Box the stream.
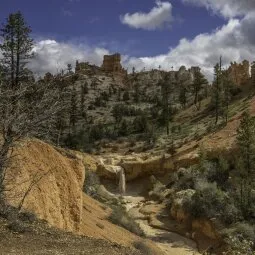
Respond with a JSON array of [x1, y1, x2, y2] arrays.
[[121, 194, 200, 255]]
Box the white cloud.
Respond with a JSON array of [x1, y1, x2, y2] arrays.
[[120, 1, 173, 30], [29, 40, 109, 76], [181, 0, 255, 18], [122, 14, 255, 81]]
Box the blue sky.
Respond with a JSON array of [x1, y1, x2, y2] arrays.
[[1, 0, 255, 78], [1, 0, 224, 56]]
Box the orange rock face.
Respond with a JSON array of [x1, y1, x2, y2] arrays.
[[101, 53, 127, 76], [227, 60, 250, 86]]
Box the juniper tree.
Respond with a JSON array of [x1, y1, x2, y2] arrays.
[[0, 11, 33, 88]]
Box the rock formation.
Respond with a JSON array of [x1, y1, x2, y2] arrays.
[[227, 60, 250, 86], [75, 53, 127, 78], [75, 60, 101, 75], [101, 53, 127, 76]]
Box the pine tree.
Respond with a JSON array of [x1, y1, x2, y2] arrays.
[[67, 63, 72, 74], [0, 11, 34, 88], [70, 86, 78, 130], [236, 111, 255, 217], [133, 82, 140, 103], [222, 71, 232, 123], [211, 61, 223, 125], [123, 90, 130, 101], [80, 84, 87, 121], [179, 85, 187, 108], [192, 69, 207, 110]]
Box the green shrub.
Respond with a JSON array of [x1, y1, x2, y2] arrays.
[[173, 168, 198, 191], [133, 114, 149, 133], [224, 235, 255, 255], [7, 220, 29, 233], [122, 91, 130, 101], [206, 157, 230, 190], [118, 119, 129, 136], [185, 181, 229, 219], [222, 222, 255, 241], [94, 96, 106, 107]]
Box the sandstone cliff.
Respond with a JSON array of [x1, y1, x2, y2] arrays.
[[5, 139, 85, 233]]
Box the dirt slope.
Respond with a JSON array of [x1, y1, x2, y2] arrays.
[[0, 216, 141, 255]]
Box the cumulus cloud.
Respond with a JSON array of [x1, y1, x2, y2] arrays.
[[29, 40, 109, 76], [120, 1, 173, 30], [181, 0, 255, 18], [122, 14, 255, 81]]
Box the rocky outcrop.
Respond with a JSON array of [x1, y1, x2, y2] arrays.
[[101, 53, 127, 77], [226, 60, 250, 86], [192, 219, 219, 240], [97, 152, 198, 181]]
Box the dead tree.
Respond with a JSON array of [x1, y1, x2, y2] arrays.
[[0, 80, 62, 204]]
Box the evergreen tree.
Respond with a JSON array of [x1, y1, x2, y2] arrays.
[[0, 11, 34, 88], [179, 85, 187, 108], [222, 70, 232, 123], [83, 81, 89, 94], [236, 111, 255, 217], [192, 69, 207, 110], [123, 90, 130, 101], [133, 82, 140, 103], [80, 84, 87, 120], [67, 63, 72, 74], [70, 86, 78, 129], [211, 60, 223, 125]]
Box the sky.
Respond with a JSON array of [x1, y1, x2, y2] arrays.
[[1, 0, 255, 79]]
